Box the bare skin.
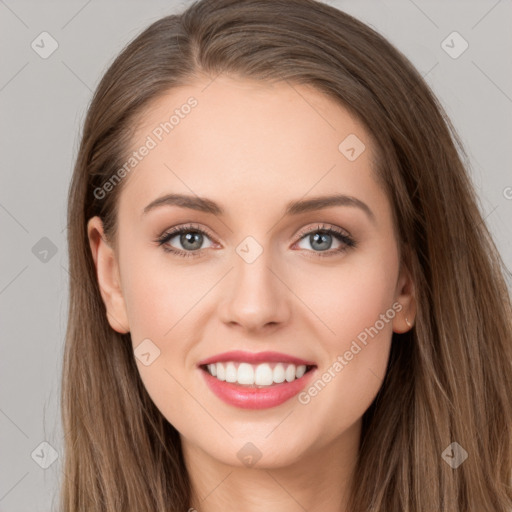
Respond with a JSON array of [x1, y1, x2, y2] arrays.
[[87, 75, 415, 512]]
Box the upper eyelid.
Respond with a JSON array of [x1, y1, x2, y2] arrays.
[[162, 223, 214, 237], [160, 222, 351, 245], [295, 223, 351, 239]]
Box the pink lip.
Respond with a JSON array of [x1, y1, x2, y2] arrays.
[[197, 350, 316, 367], [199, 365, 317, 410]]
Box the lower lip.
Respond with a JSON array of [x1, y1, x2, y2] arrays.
[[199, 366, 317, 409]]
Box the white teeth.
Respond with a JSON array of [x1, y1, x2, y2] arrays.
[[216, 362, 226, 381], [255, 363, 273, 385], [225, 362, 237, 383], [205, 361, 311, 386], [273, 363, 286, 383], [237, 363, 254, 384], [285, 364, 296, 382]]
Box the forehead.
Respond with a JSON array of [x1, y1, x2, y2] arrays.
[[118, 76, 386, 224]]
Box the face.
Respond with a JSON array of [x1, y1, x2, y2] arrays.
[[88, 75, 415, 470]]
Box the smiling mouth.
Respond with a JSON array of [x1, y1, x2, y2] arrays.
[[200, 361, 317, 388]]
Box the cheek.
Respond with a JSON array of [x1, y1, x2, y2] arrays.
[[121, 248, 197, 340], [302, 244, 399, 345], [121, 261, 200, 428], [296, 246, 398, 431]]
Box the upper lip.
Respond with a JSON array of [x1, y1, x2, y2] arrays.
[[197, 350, 317, 367]]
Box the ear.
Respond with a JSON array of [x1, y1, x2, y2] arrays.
[[392, 257, 416, 334], [87, 216, 130, 334]]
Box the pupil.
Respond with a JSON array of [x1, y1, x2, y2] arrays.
[[181, 232, 202, 250], [311, 232, 331, 251]]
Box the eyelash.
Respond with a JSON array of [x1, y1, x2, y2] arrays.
[[155, 223, 357, 259]]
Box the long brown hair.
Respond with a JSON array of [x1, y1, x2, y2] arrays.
[[61, 0, 512, 510]]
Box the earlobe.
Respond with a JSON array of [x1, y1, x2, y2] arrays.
[[87, 216, 130, 334], [392, 261, 416, 334]]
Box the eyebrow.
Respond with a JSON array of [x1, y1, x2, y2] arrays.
[[142, 193, 376, 224]]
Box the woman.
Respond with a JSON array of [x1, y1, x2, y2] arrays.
[[61, 0, 512, 510]]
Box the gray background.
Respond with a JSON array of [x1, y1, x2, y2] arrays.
[[1, 0, 511, 510]]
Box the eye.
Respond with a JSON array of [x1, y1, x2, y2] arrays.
[[155, 224, 215, 258], [155, 222, 356, 259], [293, 223, 356, 257]]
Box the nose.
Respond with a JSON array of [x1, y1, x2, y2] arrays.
[[218, 246, 292, 333]]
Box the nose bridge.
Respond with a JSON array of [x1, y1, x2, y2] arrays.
[[233, 234, 280, 300], [235, 240, 273, 289], [219, 233, 290, 329]]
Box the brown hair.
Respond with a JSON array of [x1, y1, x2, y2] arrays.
[[61, 0, 512, 510]]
